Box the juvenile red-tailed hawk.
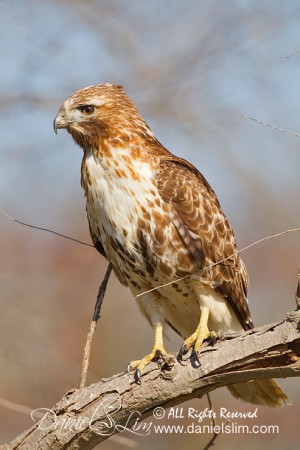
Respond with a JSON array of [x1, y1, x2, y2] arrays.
[[54, 83, 290, 407]]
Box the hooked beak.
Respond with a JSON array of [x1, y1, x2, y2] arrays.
[[53, 110, 68, 134]]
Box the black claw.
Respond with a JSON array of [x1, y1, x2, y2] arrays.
[[178, 343, 188, 360], [126, 363, 131, 373], [191, 348, 201, 366], [156, 349, 166, 361], [134, 369, 141, 383], [209, 334, 217, 345]]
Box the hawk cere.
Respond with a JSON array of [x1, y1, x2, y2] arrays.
[[54, 83, 290, 407]]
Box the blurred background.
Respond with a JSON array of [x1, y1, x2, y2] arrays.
[[0, 1, 299, 449]]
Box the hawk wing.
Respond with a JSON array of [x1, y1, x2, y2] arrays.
[[157, 155, 253, 330]]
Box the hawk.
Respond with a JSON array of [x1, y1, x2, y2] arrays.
[[54, 83, 290, 407]]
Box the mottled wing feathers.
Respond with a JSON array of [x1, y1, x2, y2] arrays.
[[157, 156, 253, 330]]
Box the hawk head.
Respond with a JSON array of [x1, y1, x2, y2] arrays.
[[53, 83, 151, 150]]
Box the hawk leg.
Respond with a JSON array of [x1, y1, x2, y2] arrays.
[[127, 322, 167, 381], [178, 306, 216, 358]]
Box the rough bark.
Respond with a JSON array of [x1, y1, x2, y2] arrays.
[[6, 309, 300, 450]]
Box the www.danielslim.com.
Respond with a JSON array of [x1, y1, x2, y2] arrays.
[[148, 406, 279, 435], [152, 422, 279, 435]]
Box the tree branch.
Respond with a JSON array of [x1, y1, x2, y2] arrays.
[[8, 309, 300, 450]]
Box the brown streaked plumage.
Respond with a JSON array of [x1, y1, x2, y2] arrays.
[[54, 83, 291, 407]]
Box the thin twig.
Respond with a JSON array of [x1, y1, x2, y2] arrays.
[[79, 263, 113, 388], [202, 394, 219, 450], [234, 228, 300, 254], [0, 207, 93, 248], [281, 49, 300, 59], [242, 114, 300, 138]]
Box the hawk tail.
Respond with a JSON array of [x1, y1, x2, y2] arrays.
[[227, 379, 292, 407]]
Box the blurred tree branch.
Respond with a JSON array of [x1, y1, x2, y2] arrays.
[[8, 304, 300, 449]]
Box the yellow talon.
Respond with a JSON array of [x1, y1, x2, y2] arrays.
[[179, 306, 216, 357], [128, 322, 167, 378]]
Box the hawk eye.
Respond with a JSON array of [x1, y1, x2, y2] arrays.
[[78, 105, 95, 115]]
